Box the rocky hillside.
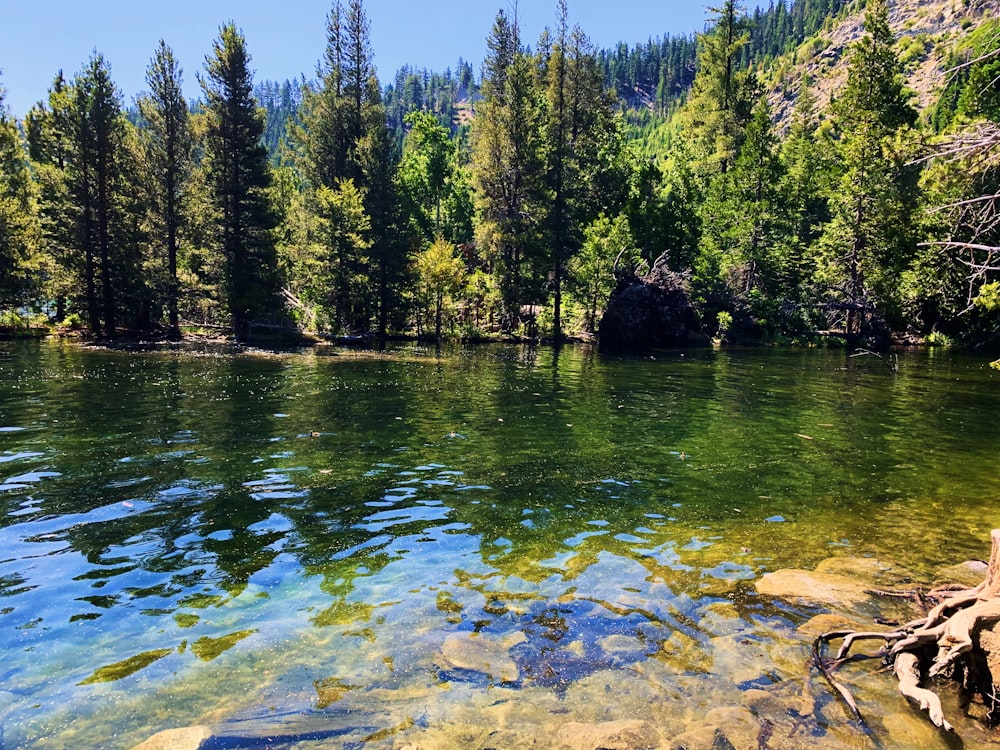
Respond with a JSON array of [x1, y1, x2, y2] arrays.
[[763, 0, 998, 128]]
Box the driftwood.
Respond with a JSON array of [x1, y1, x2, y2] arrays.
[[813, 529, 1000, 736]]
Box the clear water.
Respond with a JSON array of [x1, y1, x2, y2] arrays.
[[1, 340, 999, 749]]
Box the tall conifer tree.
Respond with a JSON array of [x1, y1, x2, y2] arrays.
[[25, 73, 77, 321], [682, 0, 760, 176], [819, 0, 918, 338], [202, 23, 280, 340], [288, 0, 402, 335], [71, 53, 127, 336], [139, 41, 192, 339], [0, 74, 39, 309], [472, 8, 547, 331]]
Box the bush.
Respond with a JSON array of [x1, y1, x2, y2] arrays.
[[58, 313, 85, 330], [0, 310, 48, 329], [926, 330, 955, 347], [716, 311, 733, 338]]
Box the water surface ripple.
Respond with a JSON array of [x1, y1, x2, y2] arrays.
[[1, 341, 999, 749]]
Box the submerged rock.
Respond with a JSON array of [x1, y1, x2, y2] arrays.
[[796, 613, 861, 637], [598, 634, 646, 656], [437, 630, 527, 683], [130, 726, 211, 750], [556, 719, 660, 750], [755, 568, 872, 607], [814, 556, 911, 586], [935, 560, 989, 588], [666, 707, 758, 750]]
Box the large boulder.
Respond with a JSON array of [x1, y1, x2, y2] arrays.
[[598, 264, 706, 353]]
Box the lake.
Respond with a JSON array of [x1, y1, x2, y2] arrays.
[[2, 339, 999, 749]]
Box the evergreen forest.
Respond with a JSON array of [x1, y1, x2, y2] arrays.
[[1, 0, 999, 351]]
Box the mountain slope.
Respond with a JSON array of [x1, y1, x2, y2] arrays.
[[763, 0, 997, 129]]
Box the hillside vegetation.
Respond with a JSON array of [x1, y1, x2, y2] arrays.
[[762, 0, 997, 127]]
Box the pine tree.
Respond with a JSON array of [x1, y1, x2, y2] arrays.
[[779, 79, 831, 296], [138, 41, 192, 339], [201, 23, 281, 340], [0, 74, 40, 309], [540, 8, 629, 340], [344, 0, 376, 129], [25, 73, 76, 321], [471, 8, 547, 332], [294, 0, 382, 192], [818, 0, 918, 340], [680, 0, 760, 177], [71, 53, 129, 336], [294, 2, 356, 189], [726, 98, 786, 299], [285, 0, 404, 336], [544, 0, 572, 341], [356, 92, 405, 339]]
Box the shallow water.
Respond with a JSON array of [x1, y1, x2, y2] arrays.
[[1, 340, 999, 749]]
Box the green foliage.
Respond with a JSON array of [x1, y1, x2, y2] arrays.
[[896, 33, 931, 70], [976, 282, 1000, 312], [2, 0, 999, 350], [816, 0, 920, 339], [680, 0, 762, 176], [384, 61, 475, 141], [50, 52, 146, 336], [137, 41, 192, 337], [595, 0, 848, 116], [59, 311, 84, 329], [398, 110, 452, 240], [0, 309, 48, 331], [539, 5, 632, 339], [280, 179, 370, 333], [956, 23, 1000, 122], [0, 76, 41, 308], [715, 310, 733, 337], [413, 237, 465, 339], [202, 23, 282, 338], [471, 9, 548, 332], [256, 79, 303, 164], [569, 214, 638, 333], [288, 0, 405, 336], [925, 329, 955, 347]]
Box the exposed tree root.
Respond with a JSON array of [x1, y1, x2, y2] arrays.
[[810, 530, 1000, 738], [811, 630, 871, 729], [894, 652, 954, 731]]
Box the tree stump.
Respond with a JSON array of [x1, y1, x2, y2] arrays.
[[813, 529, 1000, 736]]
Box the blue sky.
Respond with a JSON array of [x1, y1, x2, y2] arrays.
[[1, 1, 718, 117]]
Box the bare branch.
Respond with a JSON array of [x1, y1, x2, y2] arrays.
[[919, 241, 1000, 254], [946, 39, 1000, 77], [927, 192, 1000, 213]]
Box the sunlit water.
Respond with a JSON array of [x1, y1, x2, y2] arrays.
[[1, 339, 999, 749]]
